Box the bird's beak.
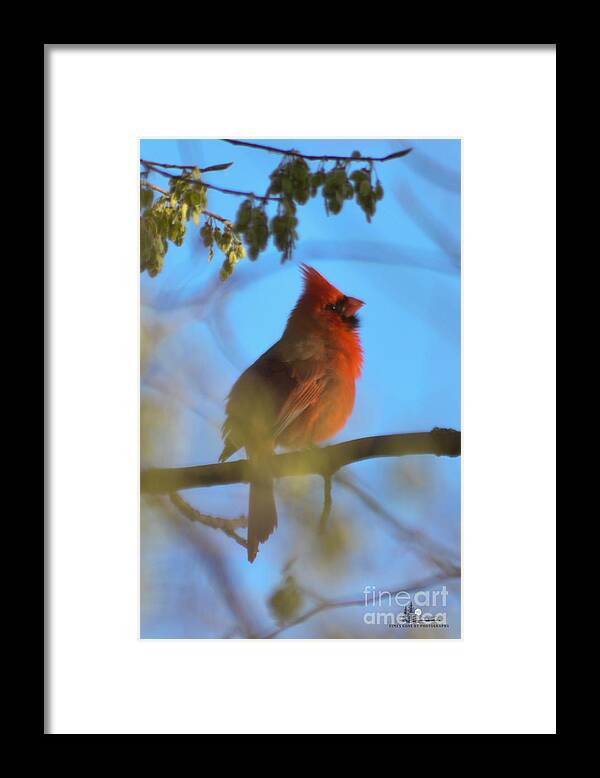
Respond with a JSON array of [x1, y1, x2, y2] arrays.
[[344, 297, 365, 316]]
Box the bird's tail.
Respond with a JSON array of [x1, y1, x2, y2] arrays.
[[247, 460, 278, 563]]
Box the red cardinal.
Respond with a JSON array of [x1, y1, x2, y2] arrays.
[[220, 264, 364, 562]]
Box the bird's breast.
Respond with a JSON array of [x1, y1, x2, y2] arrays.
[[277, 368, 357, 448]]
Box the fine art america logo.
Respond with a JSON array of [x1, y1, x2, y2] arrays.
[[362, 585, 449, 629]]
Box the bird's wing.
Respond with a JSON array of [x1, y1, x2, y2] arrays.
[[221, 337, 329, 452], [271, 368, 325, 441]]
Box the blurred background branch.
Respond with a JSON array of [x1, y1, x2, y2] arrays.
[[169, 492, 248, 549], [263, 571, 458, 639], [151, 495, 260, 637], [335, 471, 460, 577]]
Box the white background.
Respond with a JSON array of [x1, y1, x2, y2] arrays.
[[47, 45, 556, 734]]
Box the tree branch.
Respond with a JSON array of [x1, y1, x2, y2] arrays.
[[169, 492, 248, 549], [203, 210, 233, 226], [222, 139, 413, 163], [141, 161, 280, 202], [141, 428, 460, 495], [142, 181, 170, 197]]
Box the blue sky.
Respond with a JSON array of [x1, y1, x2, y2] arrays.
[[140, 138, 461, 639]]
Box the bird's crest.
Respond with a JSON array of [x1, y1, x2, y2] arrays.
[[299, 263, 343, 303]]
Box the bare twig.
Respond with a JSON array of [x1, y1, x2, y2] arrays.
[[169, 492, 248, 549], [223, 139, 413, 163], [141, 428, 461, 495], [203, 210, 233, 226], [142, 181, 170, 197], [141, 159, 234, 173], [263, 572, 458, 638]]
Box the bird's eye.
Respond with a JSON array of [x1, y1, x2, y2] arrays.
[[325, 297, 347, 314]]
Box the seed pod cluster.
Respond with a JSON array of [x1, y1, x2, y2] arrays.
[[234, 199, 269, 260], [268, 157, 312, 205], [140, 212, 168, 277], [199, 220, 246, 278], [214, 224, 246, 280], [140, 172, 209, 277], [200, 221, 215, 261], [349, 168, 384, 222], [140, 187, 154, 210], [310, 169, 326, 197], [322, 165, 354, 215], [270, 197, 299, 261]]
